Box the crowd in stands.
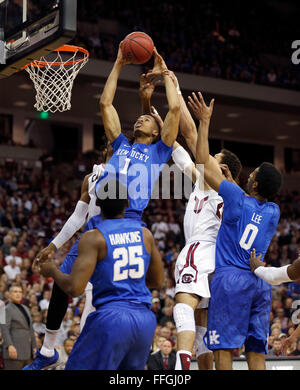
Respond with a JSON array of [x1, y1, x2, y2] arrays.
[[75, 0, 300, 91], [0, 153, 300, 368]]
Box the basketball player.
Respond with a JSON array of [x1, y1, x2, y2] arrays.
[[38, 180, 164, 370], [148, 71, 242, 370], [189, 91, 282, 370], [23, 145, 112, 370], [97, 45, 180, 219]]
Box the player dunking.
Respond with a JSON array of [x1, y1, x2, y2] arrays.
[[189, 91, 282, 370], [38, 180, 164, 370], [96, 45, 180, 219]]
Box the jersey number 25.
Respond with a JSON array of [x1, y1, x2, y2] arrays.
[[113, 245, 144, 281]]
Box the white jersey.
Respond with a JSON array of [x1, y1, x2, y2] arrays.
[[183, 178, 224, 245], [87, 163, 105, 221]]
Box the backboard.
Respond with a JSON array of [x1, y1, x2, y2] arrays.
[[0, 0, 77, 79]]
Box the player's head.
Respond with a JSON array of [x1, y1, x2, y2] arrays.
[[215, 149, 242, 180], [133, 114, 160, 141], [98, 140, 113, 164], [96, 180, 128, 219], [247, 162, 282, 200]]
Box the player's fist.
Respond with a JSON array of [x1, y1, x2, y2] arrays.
[[33, 243, 56, 271]]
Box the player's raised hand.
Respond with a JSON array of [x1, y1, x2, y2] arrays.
[[146, 47, 168, 77], [139, 73, 162, 101], [249, 248, 266, 272], [116, 41, 132, 66], [220, 164, 234, 182], [150, 106, 164, 130], [188, 92, 214, 122]]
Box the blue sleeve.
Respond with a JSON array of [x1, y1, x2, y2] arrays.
[[219, 180, 244, 222], [152, 139, 173, 164], [110, 133, 129, 152]]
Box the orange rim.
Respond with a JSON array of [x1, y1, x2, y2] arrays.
[[22, 45, 89, 69]]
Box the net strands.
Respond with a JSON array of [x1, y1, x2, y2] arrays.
[[25, 47, 89, 113]]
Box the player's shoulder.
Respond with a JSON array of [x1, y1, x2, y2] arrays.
[[81, 229, 105, 247], [142, 226, 154, 243]]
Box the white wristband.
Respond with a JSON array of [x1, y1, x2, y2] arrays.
[[52, 200, 88, 249], [172, 146, 193, 172], [254, 265, 292, 285]]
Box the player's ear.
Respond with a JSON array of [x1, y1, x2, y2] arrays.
[[152, 128, 159, 138]]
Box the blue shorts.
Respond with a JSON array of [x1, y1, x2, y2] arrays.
[[205, 267, 271, 354], [65, 301, 156, 370]]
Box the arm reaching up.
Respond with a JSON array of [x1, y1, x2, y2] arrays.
[[147, 49, 180, 147], [169, 72, 198, 158], [100, 43, 131, 142], [189, 92, 224, 192]]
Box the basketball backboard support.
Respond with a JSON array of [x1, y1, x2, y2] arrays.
[[0, 0, 77, 79]]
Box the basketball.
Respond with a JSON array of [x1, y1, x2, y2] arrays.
[[121, 32, 154, 64]]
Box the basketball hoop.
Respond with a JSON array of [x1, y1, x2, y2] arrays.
[[23, 45, 89, 113]]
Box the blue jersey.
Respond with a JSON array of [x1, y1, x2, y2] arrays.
[[95, 134, 173, 220], [90, 218, 153, 309], [215, 180, 280, 271]]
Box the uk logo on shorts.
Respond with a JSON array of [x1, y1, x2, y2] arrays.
[[209, 330, 220, 345], [182, 274, 194, 284]]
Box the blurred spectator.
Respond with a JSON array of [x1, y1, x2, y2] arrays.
[[54, 338, 75, 370], [38, 290, 51, 311], [32, 312, 46, 335], [0, 284, 36, 370], [147, 339, 176, 370], [287, 279, 300, 300], [5, 247, 22, 266], [267, 337, 284, 357], [4, 258, 21, 281]]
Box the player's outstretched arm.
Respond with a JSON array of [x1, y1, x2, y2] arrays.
[[33, 175, 91, 270], [172, 142, 199, 184], [189, 92, 223, 192], [143, 227, 164, 289], [100, 43, 130, 142], [139, 73, 161, 115], [168, 71, 198, 158], [39, 230, 104, 297], [249, 248, 296, 285], [147, 49, 180, 147]]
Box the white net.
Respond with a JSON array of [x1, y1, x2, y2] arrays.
[[25, 46, 89, 113]]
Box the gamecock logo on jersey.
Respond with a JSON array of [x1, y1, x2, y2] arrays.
[[182, 274, 194, 284]]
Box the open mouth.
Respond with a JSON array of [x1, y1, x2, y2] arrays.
[[135, 121, 143, 129]]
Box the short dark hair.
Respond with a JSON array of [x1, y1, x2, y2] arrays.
[[220, 149, 242, 180], [256, 162, 282, 199], [96, 180, 128, 219]]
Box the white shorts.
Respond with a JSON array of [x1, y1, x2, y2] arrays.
[[175, 241, 215, 305]]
